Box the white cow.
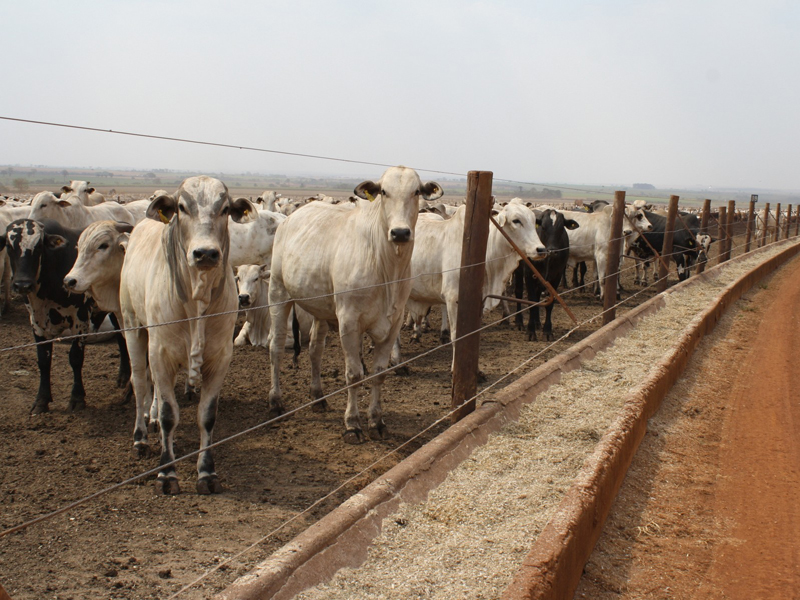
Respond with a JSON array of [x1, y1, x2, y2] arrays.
[[61, 181, 104, 206], [120, 176, 255, 495], [256, 190, 279, 211], [29, 191, 135, 229], [405, 203, 546, 363], [268, 166, 443, 443], [560, 204, 652, 299], [228, 208, 286, 267], [234, 264, 312, 350]]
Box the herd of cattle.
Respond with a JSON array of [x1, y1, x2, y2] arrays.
[[0, 167, 721, 495]]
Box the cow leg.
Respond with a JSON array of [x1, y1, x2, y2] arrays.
[[267, 301, 292, 418], [308, 318, 330, 412], [410, 309, 423, 343], [526, 270, 539, 342], [339, 327, 366, 444], [67, 339, 87, 411], [514, 264, 525, 330], [126, 328, 154, 458], [440, 304, 451, 344], [1, 251, 10, 315], [595, 255, 607, 300], [195, 355, 230, 495], [151, 350, 181, 495], [366, 339, 396, 441], [579, 262, 587, 288], [234, 319, 251, 346], [109, 313, 131, 390], [421, 306, 432, 333], [543, 301, 555, 341], [32, 335, 53, 414], [643, 260, 651, 285]]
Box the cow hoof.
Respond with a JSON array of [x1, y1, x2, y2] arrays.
[[410, 336, 420, 344], [310, 398, 329, 413], [156, 477, 181, 496], [133, 443, 152, 459], [369, 422, 388, 440], [69, 397, 86, 412], [394, 365, 410, 376], [545, 333, 554, 342], [30, 401, 50, 415], [527, 332, 537, 342], [343, 429, 364, 445], [477, 370, 487, 383], [440, 330, 451, 344], [196, 476, 223, 495]]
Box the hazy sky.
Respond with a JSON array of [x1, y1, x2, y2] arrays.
[[2, 1, 799, 190]]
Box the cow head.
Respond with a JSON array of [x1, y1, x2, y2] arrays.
[[354, 166, 442, 245], [3, 219, 68, 295], [64, 220, 133, 295], [535, 209, 579, 250], [147, 177, 256, 271], [622, 205, 653, 236], [234, 264, 270, 308], [493, 203, 546, 261], [29, 191, 73, 223]]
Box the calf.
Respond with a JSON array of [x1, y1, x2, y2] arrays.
[[0, 219, 127, 413], [514, 209, 579, 340]]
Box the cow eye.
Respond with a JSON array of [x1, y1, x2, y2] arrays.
[[98, 242, 109, 250], [179, 204, 188, 214], [513, 219, 522, 225]]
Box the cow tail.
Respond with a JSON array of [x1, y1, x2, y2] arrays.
[[291, 306, 301, 368]]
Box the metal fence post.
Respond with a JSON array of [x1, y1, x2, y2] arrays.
[[451, 170, 493, 424]]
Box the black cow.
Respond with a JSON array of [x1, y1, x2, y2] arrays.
[[0, 219, 130, 414], [515, 209, 579, 341], [629, 211, 712, 285]]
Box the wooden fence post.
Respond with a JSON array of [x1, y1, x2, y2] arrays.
[[603, 191, 626, 325], [697, 199, 712, 274], [760, 203, 770, 248], [744, 199, 755, 253], [657, 195, 679, 292], [795, 204, 800, 237], [785, 205, 792, 240], [774, 203, 782, 243], [717, 206, 728, 265], [725, 200, 735, 260], [451, 171, 493, 423]]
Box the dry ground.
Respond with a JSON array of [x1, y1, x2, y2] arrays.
[[577, 254, 800, 599]]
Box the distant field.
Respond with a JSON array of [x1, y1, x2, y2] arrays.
[[1, 165, 797, 209]]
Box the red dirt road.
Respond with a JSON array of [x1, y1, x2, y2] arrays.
[[578, 256, 800, 599]]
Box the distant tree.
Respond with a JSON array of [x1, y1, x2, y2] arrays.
[[144, 172, 157, 179], [60, 169, 68, 179], [12, 178, 29, 192]]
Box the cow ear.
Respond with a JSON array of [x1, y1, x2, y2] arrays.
[[45, 234, 68, 249], [258, 265, 271, 279], [146, 194, 177, 224], [421, 181, 443, 201], [118, 235, 129, 254], [87, 187, 95, 195], [354, 180, 381, 200], [533, 210, 544, 225], [495, 210, 507, 227], [229, 197, 257, 223], [57, 200, 71, 208], [60, 186, 72, 194], [564, 219, 580, 230], [113, 222, 134, 234]]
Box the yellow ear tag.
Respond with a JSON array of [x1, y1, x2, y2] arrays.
[[158, 209, 170, 224], [364, 190, 375, 202], [243, 209, 249, 217]]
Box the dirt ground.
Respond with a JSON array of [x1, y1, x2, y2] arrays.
[[576, 254, 800, 599], [0, 252, 662, 600]]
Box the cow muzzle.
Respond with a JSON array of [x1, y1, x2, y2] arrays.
[[238, 293, 251, 308], [191, 247, 221, 269], [13, 280, 35, 294], [390, 228, 412, 243], [64, 277, 79, 292]]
